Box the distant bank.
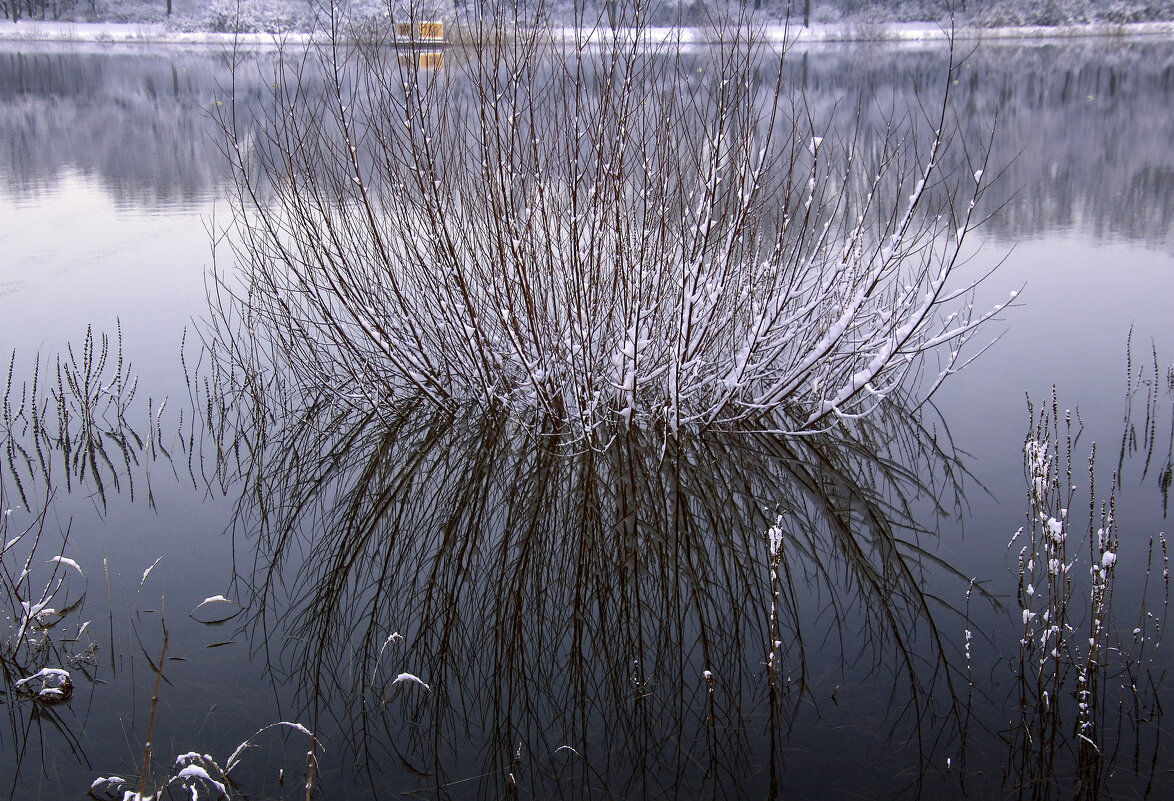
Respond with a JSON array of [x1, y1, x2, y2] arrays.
[[2, 18, 1174, 46]]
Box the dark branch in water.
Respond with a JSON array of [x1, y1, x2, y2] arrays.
[[202, 353, 980, 795]]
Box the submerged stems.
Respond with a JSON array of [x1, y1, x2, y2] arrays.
[[137, 628, 168, 799]]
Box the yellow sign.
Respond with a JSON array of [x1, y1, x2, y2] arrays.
[[396, 21, 444, 41], [418, 21, 444, 41]]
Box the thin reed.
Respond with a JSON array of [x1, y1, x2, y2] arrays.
[[1, 323, 168, 512]]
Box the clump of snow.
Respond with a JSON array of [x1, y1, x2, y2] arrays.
[[139, 555, 163, 588], [14, 666, 73, 703], [49, 555, 84, 576], [392, 672, 432, 691]]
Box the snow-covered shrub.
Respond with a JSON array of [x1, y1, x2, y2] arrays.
[[1025, 0, 1079, 26], [1097, 0, 1169, 23], [892, 0, 951, 22], [102, 1, 165, 23], [215, 0, 1003, 446], [969, 0, 1024, 27], [380, 0, 453, 21], [344, 0, 393, 18], [637, 0, 699, 26], [336, 0, 453, 42], [970, 0, 1106, 27]]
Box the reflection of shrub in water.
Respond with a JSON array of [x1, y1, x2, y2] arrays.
[[216, 0, 1005, 445], [195, 340, 1174, 796], [211, 373, 975, 794]]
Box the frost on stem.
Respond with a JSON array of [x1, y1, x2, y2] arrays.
[[216, 1, 1001, 444]]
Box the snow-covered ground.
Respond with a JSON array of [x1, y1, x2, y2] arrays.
[[0, 20, 306, 45], [2, 17, 1174, 46], [551, 20, 1174, 44]]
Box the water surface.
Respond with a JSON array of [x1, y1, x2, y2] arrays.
[[1, 36, 1172, 800]]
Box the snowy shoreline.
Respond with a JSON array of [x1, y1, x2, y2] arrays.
[[2, 18, 1174, 47]]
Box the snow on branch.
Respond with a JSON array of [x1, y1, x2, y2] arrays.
[[215, 2, 1001, 444]]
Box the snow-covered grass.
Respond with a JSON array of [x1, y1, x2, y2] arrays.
[[1004, 386, 1168, 795], [2, 324, 157, 514], [89, 721, 318, 801], [0, 485, 92, 716]]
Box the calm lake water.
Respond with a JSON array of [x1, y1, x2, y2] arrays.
[[1, 36, 1173, 800]]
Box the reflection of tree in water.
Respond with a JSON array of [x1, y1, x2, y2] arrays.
[[3, 41, 1172, 243], [0, 48, 277, 207], [224, 389, 975, 796], [797, 40, 1174, 248]]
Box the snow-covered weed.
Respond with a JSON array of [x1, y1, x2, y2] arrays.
[[88, 721, 317, 801], [1006, 387, 1168, 796], [0, 491, 92, 710], [204, 0, 315, 34]]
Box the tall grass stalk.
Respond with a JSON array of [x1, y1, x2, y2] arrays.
[[2, 324, 180, 513], [136, 628, 168, 799]]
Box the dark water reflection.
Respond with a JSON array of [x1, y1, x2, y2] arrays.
[[1, 35, 1173, 801], [790, 40, 1174, 248], [5, 344, 1163, 798], [218, 389, 974, 798]]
